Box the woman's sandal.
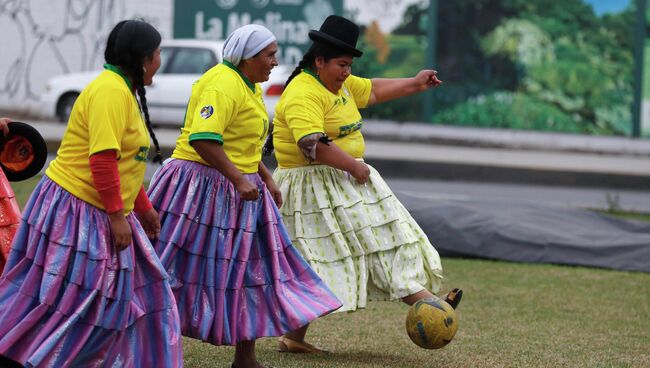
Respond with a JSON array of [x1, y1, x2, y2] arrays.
[[444, 288, 463, 309], [277, 336, 328, 353]]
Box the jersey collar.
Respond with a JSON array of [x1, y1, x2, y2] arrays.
[[223, 60, 256, 93], [103, 63, 134, 91], [303, 68, 329, 90]]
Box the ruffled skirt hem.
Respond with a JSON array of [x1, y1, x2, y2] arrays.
[[273, 164, 444, 311], [0, 177, 182, 367], [148, 159, 342, 345]]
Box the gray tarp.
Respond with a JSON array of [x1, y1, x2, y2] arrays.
[[396, 192, 650, 273]]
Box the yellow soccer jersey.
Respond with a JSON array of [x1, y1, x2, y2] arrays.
[[172, 61, 269, 174], [46, 64, 150, 212], [272, 70, 371, 168]]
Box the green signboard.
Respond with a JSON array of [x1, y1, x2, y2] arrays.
[[173, 0, 343, 65]]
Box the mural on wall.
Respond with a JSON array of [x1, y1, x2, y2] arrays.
[[0, 0, 164, 111], [351, 0, 636, 136], [0, 0, 636, 136]]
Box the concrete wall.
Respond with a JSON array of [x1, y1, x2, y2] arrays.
[[0, 0, 173, 115]]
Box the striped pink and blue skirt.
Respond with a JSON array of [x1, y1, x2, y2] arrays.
[[0, 177, 182, 367], [147, 159, 342, 345]]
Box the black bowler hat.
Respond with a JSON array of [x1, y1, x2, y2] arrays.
[[309, 15, 363, 57], [0, 121, 47, 181]]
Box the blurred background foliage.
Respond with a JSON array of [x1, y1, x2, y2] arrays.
[[352, 0, 634, 135]]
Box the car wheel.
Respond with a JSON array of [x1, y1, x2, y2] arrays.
[[56, 92, 79, 123]]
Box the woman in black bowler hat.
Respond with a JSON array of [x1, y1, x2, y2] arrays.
[[267, 15, 463, 353]]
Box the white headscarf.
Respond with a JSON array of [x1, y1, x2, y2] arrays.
[[223, 24, 276, 66]]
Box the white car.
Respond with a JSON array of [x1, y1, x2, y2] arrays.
[[40, 39, 290, 127]]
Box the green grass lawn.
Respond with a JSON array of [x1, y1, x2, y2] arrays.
[[181, 258, 650, 368], [11, 176, 41, 208], [9, 178, 650, 367]]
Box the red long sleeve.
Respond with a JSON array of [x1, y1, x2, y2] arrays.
[[89, 150, 123, 214], [134, 185, 153, 215]]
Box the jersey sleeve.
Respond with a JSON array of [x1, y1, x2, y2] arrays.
[[188, 89, 237, 145], [87, 87, 130, 157], [284, 88, 326, 143], [345, 75, 372, 109]]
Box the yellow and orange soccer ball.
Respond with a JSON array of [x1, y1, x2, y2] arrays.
[[405, 296, 459, 349]]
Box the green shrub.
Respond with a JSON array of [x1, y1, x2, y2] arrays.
[[433, 91, 586, 132]]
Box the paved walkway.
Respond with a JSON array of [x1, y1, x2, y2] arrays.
[[360, 120, 650, 188], [362, 119, 650, 156]]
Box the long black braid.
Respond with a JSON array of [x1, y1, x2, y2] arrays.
[[284, 50, 314, 89], [134, 71, 163, 164], [105, 19, 163, 164], [263, 51, 313, 156], [263, 43, 345, 156]]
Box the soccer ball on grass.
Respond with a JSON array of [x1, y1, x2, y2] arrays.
[[405, 296, 458, 349]]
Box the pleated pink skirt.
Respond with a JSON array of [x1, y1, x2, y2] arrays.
[[0, 177, 183, 367], [148, 159, 342, 345]]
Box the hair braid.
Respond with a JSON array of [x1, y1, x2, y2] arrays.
[[284, 50, 314, 88], [264, 51, 314, 156], [107, 19, 163, 164], [265, 43, 345, 157], [134, 70, 163, 164]]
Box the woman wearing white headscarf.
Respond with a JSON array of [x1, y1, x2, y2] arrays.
[[147, 24, 341, 368]]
